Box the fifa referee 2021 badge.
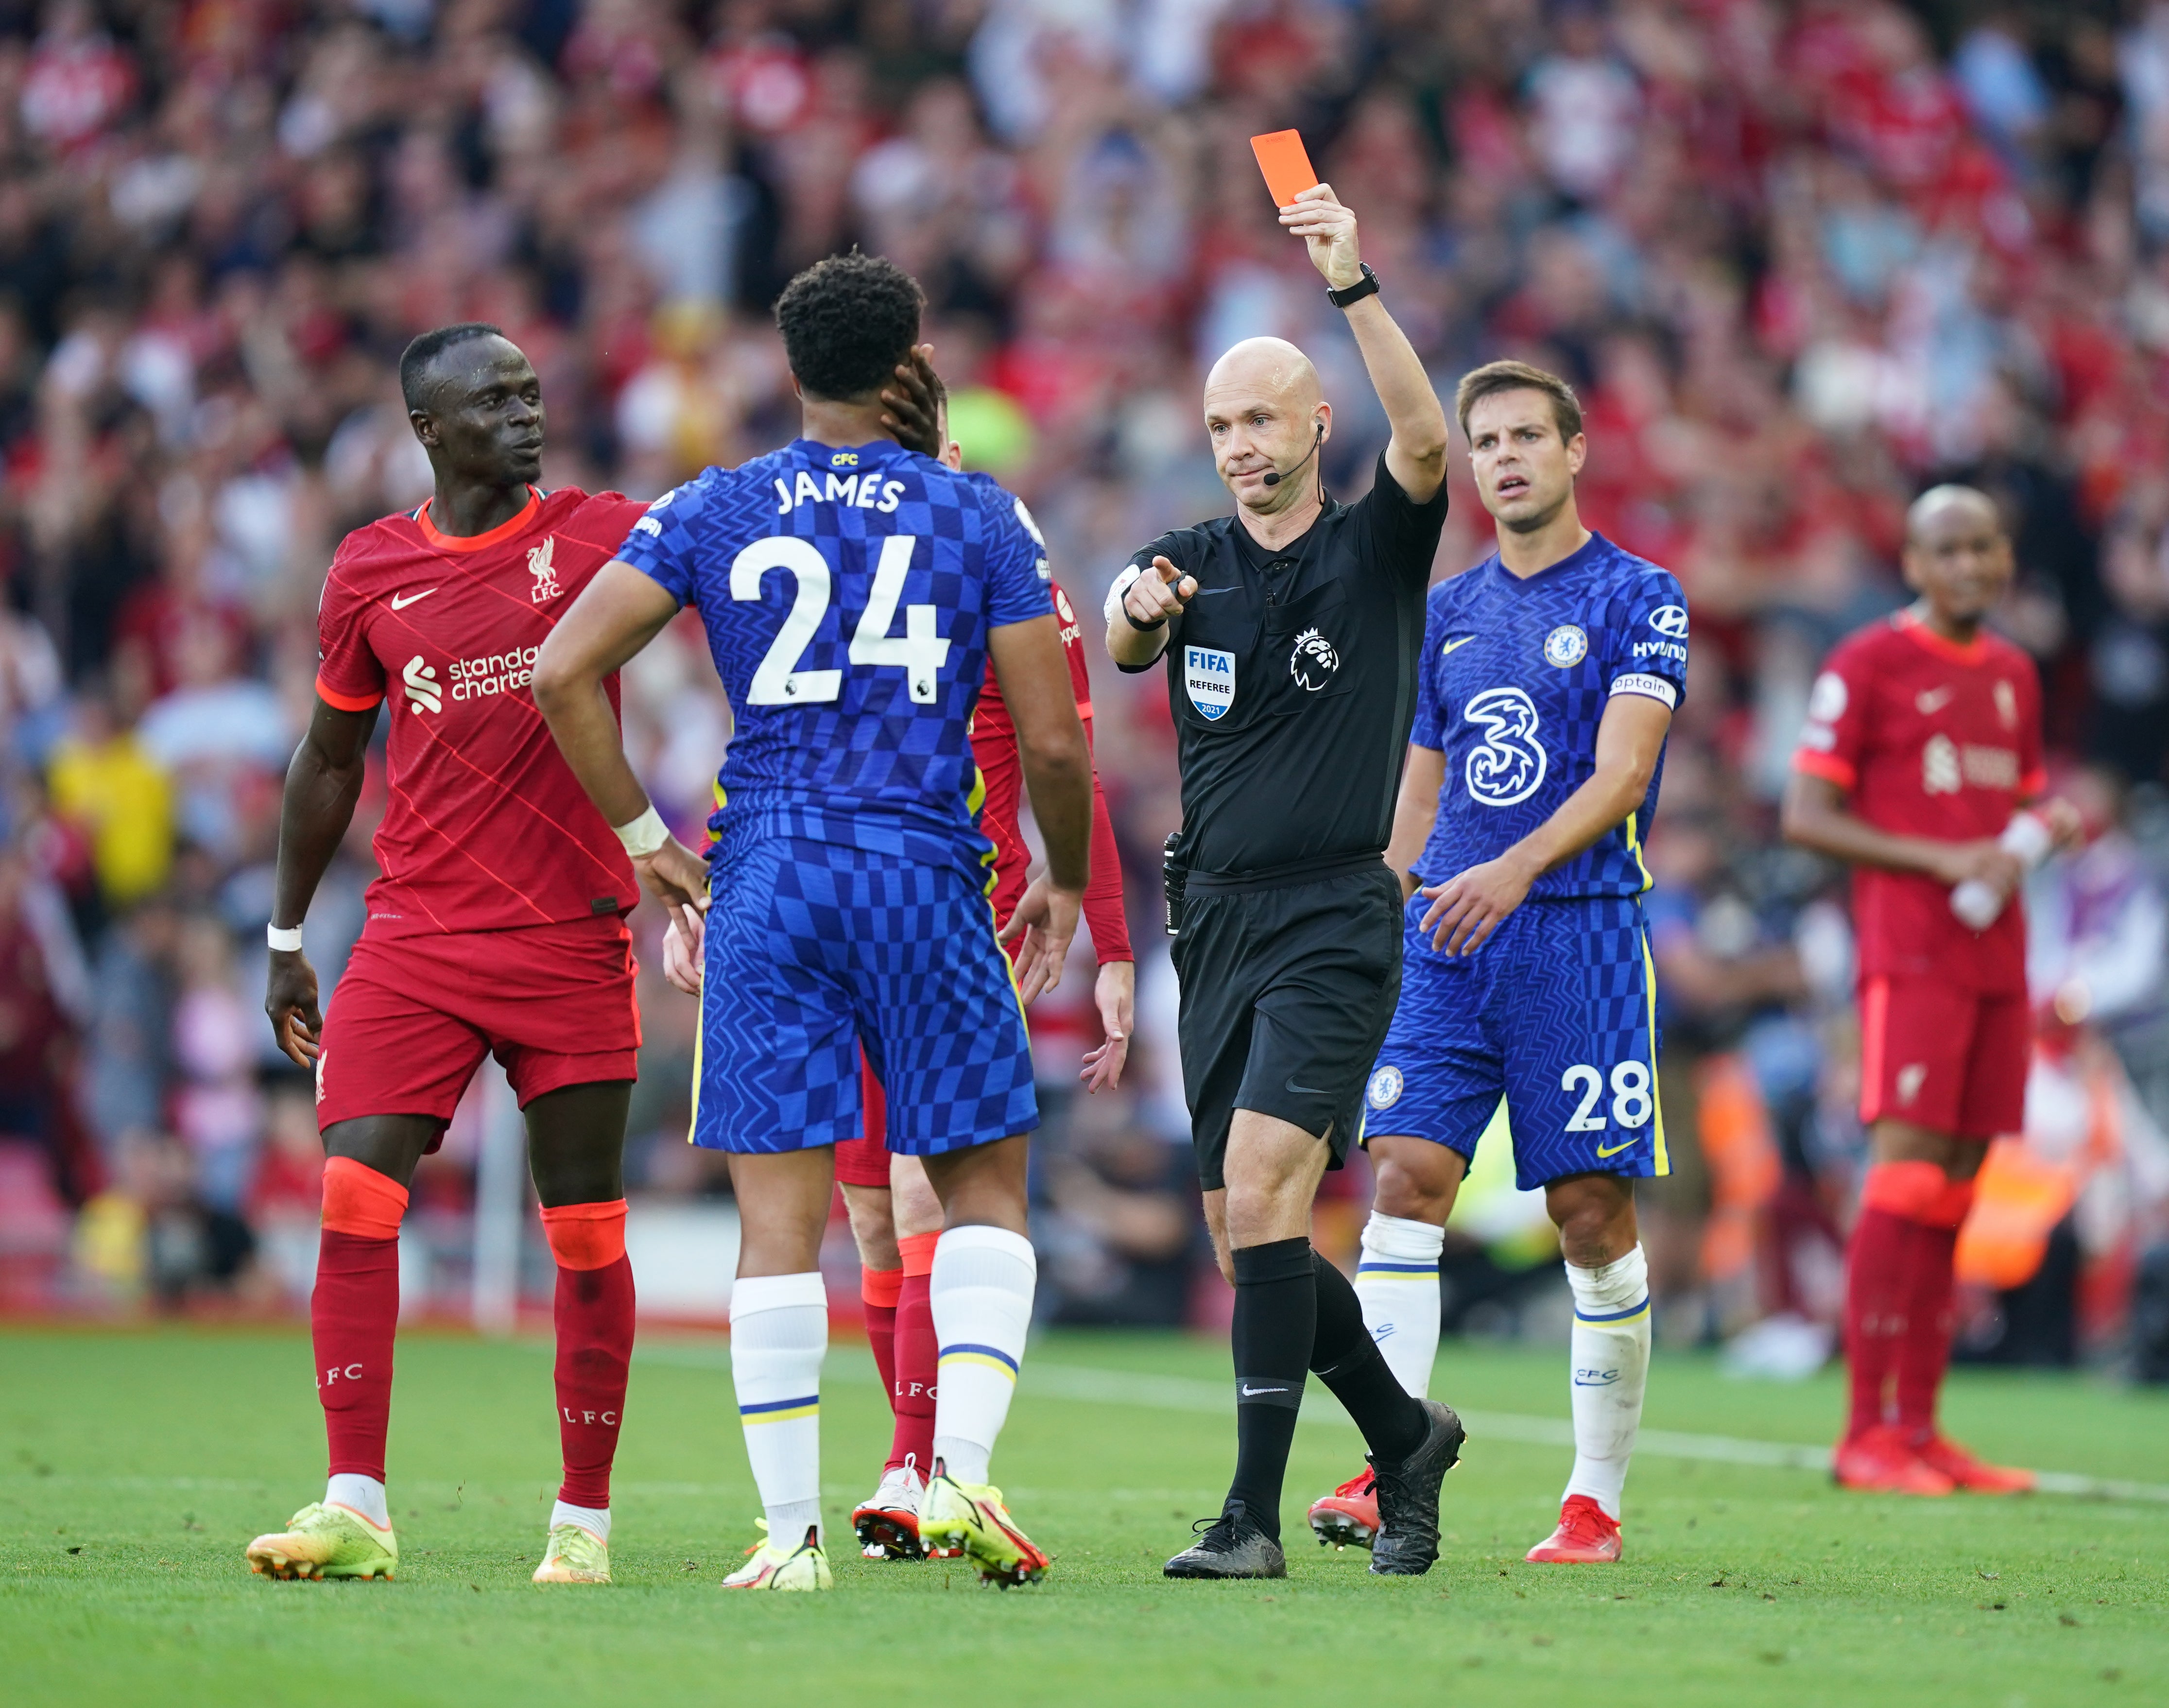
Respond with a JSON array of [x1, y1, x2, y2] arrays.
[[1104, 173, 1463, 1582]]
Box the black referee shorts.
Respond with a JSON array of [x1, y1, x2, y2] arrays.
[[1170, 860, 1403, 1191]]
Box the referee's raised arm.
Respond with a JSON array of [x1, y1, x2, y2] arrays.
[[1278, 183, 1446, 504]]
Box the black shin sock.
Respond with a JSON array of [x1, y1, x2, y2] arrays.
[[1310, 1250, 1428, 1463], [1226, 1237, 1315, 1539]]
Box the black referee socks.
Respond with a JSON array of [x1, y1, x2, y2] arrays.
[[1227, 1237, 1316, 1540], [1310, 1249, 1429, 1464]]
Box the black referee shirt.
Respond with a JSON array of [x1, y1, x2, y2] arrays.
[[1120, 451, 1448, 878]]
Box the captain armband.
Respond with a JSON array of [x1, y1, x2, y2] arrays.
[[1608, 673, 1677, 709]]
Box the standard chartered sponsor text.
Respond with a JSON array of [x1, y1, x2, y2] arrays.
[[450, 644, 543, 702]]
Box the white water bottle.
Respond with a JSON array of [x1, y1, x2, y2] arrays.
[[1950, 811, 2053, 931]]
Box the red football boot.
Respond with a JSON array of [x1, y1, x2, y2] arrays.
[[1307, 1467, 1379, 1551], [1913, 1433, 2035, 1494], [1524, 1494, 1622, 1563], [1832, 1424, 1955, 1496]]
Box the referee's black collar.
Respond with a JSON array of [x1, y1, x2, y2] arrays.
[[1227, 496, 1341, 583]]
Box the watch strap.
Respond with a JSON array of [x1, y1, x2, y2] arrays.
[[1326, 263, 1380, 308]]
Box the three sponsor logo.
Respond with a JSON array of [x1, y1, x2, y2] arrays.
[[1462, 686, 1548, 806]]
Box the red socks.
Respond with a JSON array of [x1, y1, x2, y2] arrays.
[[1843, 1161, 1975, 1442], [885, 1231, 940, 1473], [1895, 1178, 1973, 1434], [863, 1264, 902, 1406], [312, 1164, 636, 1504], [314, 1157, 407, 1481], [540, 1200, 636, 1509]]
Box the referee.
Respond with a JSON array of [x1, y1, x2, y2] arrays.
[[1109, 184, 1462, 1580]]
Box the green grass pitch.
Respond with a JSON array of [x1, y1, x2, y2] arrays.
[[3, 1325, 2164, 1706]]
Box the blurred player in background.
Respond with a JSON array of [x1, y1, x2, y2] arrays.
[[535, 253, 1091, 1590], [655, 373, 1136, 1563], [1309, 361, 1687, 1568], [1784, 486, 2078, 1495], [250, 326, 648, 1587]]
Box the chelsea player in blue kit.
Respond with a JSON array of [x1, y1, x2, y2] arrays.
[[534, 254, 1093, 1590], [1306, 362, 1687, 1568]]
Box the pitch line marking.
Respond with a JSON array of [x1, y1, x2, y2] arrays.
[[621, 1339, 2169, 1506]]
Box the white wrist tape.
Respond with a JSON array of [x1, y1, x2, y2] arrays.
[[267, 924, 304, 953], [613, 804, 670, 857], [1104, 563, 1145, 623]]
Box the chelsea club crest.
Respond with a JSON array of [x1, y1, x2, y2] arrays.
[[1543, 624, 1588, 667]]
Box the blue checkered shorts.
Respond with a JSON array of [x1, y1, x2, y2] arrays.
[[690, 836, 1037, 1155], [1362, 894, 1668, 1191]]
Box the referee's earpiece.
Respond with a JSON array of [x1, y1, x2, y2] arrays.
[[1262, 419, 1326, 488]]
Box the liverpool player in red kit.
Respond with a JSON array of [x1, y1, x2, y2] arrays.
[[1784, 485, 2077, 1496], [247, 325, 649, 1585]]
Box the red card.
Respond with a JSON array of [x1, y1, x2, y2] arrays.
[[1250, 130, 1319, 210]]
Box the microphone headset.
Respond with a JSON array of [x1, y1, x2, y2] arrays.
[[1261, 419, 1326, 490]]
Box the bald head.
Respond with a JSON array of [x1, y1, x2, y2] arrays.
[[1902, 482, 2012, 631], [1202, 337, 1330, 514], [1205, 337, 1322, 414], [1907, 483, 2001, 545]]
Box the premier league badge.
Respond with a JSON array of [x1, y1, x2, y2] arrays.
[[1185, 646, 1235, 721]]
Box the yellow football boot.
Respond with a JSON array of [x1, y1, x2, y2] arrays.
[[916, 1458, 1049, 1587], [720, 1520, 832, 1591], [245, 1502, 398, 1581], [533, 1521, 611, 1584]]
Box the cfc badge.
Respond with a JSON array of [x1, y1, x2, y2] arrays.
[[1184, 646, 1235, 721], [1289, 627, 1340, 690], [1367, 1066, 1404, 1109], [1543, 624, 1588, 667]]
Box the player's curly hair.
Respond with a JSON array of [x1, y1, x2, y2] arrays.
[[774, 251, 925, 403], [1453, 359, 1584, 445]]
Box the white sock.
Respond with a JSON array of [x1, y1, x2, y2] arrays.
[[549, 1499, 610, 1543], [1562, 1244, 1651, 1521], [1354, 1212, 1445, 1398], [729, 1271, 827, 1547], [930, 1224, 1036, 1486], [325, 1473, 389, 1530]]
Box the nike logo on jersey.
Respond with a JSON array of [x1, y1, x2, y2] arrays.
[[1916, 686, 1954, 714], [1285, 1076, 1333, 1096], [1595, 1138, 1636, 1158], [389, 588, 438, 610], [1441, 634, 1477, 656]]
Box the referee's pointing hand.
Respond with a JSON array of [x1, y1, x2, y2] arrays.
[[1124, 556, 1197, 629]]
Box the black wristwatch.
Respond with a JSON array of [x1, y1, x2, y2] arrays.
[[1326, 263, 1380, 308]]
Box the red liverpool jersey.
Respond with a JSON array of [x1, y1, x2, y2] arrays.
[[971, 581, 1133, 963], [1793, 609, 2046, 992], [315, 486, 647, 940]]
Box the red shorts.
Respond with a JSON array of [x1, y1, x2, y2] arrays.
[[1858, 976, 2029, 1139], [833, 1055, 890, 1188], [316, 916, 641, 1132]]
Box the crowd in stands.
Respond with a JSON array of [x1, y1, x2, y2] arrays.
[[3, 0, 2169, 1368]]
